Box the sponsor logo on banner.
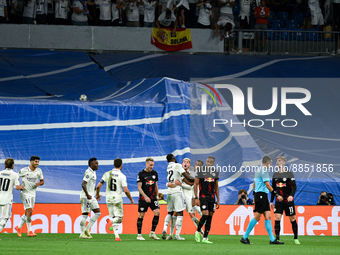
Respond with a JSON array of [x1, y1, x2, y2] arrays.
[[151, 28, 192, 52], [2, 205, 339, 236]]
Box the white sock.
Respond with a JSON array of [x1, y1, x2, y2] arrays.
[[194, 206, 203, 217], [26, 217, 32, 232], [191, 217, 199, 227], [80, 215, 87, 235], [18, 215, 27, 229], [0, 218, 7, 232], [112, 217, 122, 238], [86, 213, 100, 231], [175, 216, 183, 237], [170, 216, 177, 236], [162, 214, 172, 232]]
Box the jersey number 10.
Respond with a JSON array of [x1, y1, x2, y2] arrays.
[[0, 178, 10, 192]]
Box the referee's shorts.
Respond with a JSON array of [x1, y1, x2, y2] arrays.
[[254, 192, 270, 214]]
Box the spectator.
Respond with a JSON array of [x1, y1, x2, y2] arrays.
[[72, 0, 91, 25], [97, 0, 112, 26], [334, 0, 340, 32], [218, 0, 235, 21], [9, 0, 23, 24], [158, 193, 167, 204], [239, 0, 251, 29], [317, 191, 336, 205], [0, 0, 8, 23], [139, 0, 159, 27], [36, 0, 49, 24], [254, 0, 270, 51], [138, 0, 144, 26], [173, 0, 190, 28], [215, 16, 235, 41], [187, 0, 197, 28], [196, 0, 214, 29], [235, 189, 253, 205], [55, 0, 70, 25], [159, 0, 172, 16], [309, 0, 324, 30], [156, 9, 177, 36], [22, 0, 36, 24], [126, 0, 140, 27], [47, 0, 55, 24], [111, 0, 125, 26]]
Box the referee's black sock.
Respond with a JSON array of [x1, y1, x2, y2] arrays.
[[151, 216, 159, 232], [291, 220, 298, 239], [274, 220, 281, 240], [137, 217, 143, 234], [197, 215, 209, 232], [204, 215, 212, 238]]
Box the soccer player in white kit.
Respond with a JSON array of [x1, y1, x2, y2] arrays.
[[79, 158, 101, 239], [96, 158, 134, 241], [161, 154, 194, 240], [15, 156, 44, 237], [0, 158, 24, 239]]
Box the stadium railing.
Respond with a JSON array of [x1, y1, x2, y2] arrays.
[[225, 29, 340, 55]]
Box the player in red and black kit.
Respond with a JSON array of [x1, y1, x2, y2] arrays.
[[194, 156, 219, 244], [136, 157, 160, 240], [270, 156, 300, 244]]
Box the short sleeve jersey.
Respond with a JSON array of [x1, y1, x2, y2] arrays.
[[272, 170, 296, 202], [167, 162, 185, 194], [137, 169, 158, 200], [158, 11, 176, 26], [100, 169, 127, 203], [0, 169, 20, 204], [197, 167, 219, 201], [254, 165, 270, 193], [80, 167, 97, 199], [19, 166, 44, 197]]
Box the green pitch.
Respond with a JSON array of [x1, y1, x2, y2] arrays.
[[0, 234, 339, 255]]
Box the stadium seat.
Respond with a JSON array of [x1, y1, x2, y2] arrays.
[[292, 12, 304, 26], [278, 12, 289, 21], [270, 11, 276, 20], [272, 20, 283, 30], [307, 29, 321, 41], [280, 29, 293, 41], [267, 29, 278, 40], [293, 29, 307, 41], [286, 20, 298, 30]]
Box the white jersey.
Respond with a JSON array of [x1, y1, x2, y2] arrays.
[[197, 4, 212, 26], [220, 0, 234, 15], [143, 1, 156, 22], [55, 0, 69, 19], [167, 162, 185, 194], [0, 0, 7, 17], [19, 166, 44, 197], [22, 0, 37, 18], [80, 167, 97, 199], [239, 0, 251, 18], [217, 16, 235, 30], [100, 169, 127, 203], [158, 11, 176, 26], [36, 0, 48, 15], [126, 1, 139, 21], [181, 170, 194, 198], [0, 169, 20, 205], [309, 0, 321, 14], [72, 0, 88, 22], [97, 0, 112, 20]]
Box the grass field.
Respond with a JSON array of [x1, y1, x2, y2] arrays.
[[0, 234, 339, 255]]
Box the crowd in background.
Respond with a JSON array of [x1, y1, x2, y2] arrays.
[[0, 0, 339, 32]]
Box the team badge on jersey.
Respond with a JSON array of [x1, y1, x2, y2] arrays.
[[204, 177, 214, 182], [277, 182, 286, 188], [152, 175, 156, 179], [146, 180, 154, 185], [86, 175, 89, 178], [283, 178, 287, 182]]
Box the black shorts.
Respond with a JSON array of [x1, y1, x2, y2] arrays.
[[200, 198, 216, 212], [274, 201, 296, 216], [138, 199, 160, 213], [254, 192, 270, 213]]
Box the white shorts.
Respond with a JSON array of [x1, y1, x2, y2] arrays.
[[184, 195, 195, 214], [21, 194, 35, 210], [311, 12, 324, 26], [167, 192, 185, 213], [107, 202, 124, 218], [0, 204, 12, 219], [80, 198, 99, 214]]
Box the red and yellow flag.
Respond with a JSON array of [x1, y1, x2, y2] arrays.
[[151, 27, 192, 52]]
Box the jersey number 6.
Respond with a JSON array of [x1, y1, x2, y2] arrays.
[[110, 179, 117, 192]]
